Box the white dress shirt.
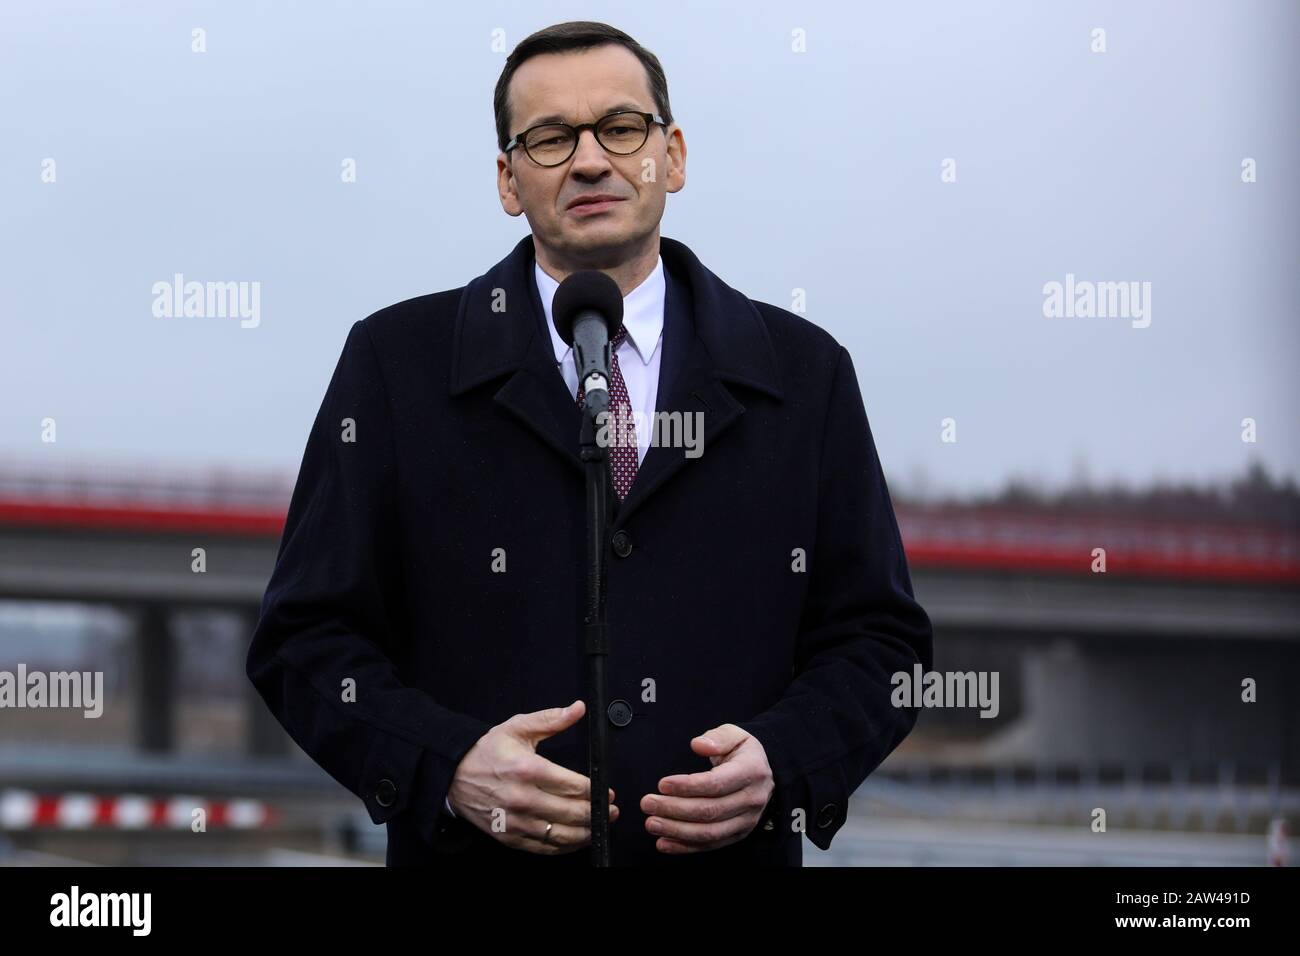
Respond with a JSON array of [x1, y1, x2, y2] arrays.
[[443, 254, 667, 819], [536, 255, 666, 467]]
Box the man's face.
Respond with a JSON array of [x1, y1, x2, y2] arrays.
[[497, 44, 686, 267]]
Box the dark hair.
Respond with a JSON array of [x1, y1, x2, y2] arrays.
[[493, 21, 673, 154]]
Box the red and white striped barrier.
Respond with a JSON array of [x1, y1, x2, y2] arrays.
[[0, 790, 275, 830]]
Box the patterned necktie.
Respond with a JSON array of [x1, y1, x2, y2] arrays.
[[576, 327, 638, 500]]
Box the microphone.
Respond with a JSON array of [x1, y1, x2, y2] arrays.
[[552, 269, 624, 867], [552, 270, 624, 417]]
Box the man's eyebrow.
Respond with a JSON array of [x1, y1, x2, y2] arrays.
[[522, 102, 648, 128]]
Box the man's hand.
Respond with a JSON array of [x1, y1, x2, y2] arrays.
[[640, 724, 774, 854], [447, 699, 618, 855]]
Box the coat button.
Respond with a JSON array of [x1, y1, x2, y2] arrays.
[[611, 530, 633, 558], [606, 699, 633, 727], [376, 778, 398, 808], [762, 818, 775, 831], [815, 802, 838, 829]]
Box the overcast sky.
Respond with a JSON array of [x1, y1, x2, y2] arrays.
[[1, 0, 1296, 499]]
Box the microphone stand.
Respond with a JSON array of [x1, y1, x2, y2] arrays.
[[579, 382, 613, 867]]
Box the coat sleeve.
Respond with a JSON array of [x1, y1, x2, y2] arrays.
[[735, 345, 934, 851], [246, 318, 493, 846]]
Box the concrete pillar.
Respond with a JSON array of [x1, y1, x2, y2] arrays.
[[240, 606, 288, 756], [136, 603, 175, 752]]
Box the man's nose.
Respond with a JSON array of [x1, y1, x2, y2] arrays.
[[570, 128, 612, 175]]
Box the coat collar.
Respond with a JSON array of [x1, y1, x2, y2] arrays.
[[536, 255, 666, 369], [449, 233, 782, 399], [447, 233, 784, 525]]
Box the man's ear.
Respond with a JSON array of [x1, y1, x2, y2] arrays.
[[498, 154, 524, 216], [664, 126, 686, 194]]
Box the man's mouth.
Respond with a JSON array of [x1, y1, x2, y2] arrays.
[[567, 195, 625, 215]]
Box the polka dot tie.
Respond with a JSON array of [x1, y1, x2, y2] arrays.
[[576, 327, 638, 500]]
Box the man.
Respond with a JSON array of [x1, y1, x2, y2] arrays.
[[246, 21, 933, 867]]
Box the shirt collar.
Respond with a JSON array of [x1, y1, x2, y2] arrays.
[[535, 255, 665, 367]]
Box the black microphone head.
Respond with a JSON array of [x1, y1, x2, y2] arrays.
[[552, 270, 624, 346]]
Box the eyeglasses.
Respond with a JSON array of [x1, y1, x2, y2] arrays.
[[505, 110, 668, 167]]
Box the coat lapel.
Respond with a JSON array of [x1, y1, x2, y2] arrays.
[[448, 235, 584, 475], [447, 234, 786, 518]]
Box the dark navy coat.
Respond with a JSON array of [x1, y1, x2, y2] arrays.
[[246, 233, 933, 867]]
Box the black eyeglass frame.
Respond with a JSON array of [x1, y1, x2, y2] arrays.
[[504, 110, 669, 166]]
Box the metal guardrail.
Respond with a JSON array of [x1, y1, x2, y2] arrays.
[[0, 462, 294, 509], [3, 463, 1297, 581], [0, 746, 338, 796]]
